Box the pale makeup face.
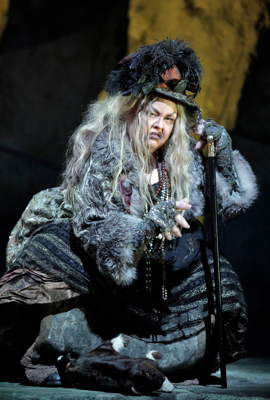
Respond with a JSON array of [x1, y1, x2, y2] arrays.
[[146, 99, 177, 154]]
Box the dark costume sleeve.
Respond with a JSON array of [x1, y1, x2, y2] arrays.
[[188, 140, 258, 220], [205, 120, 258, 218]]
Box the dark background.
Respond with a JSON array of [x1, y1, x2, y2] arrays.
[[0, 0, 269, 357]]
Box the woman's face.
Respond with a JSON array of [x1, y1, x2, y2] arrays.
[[146, 99, 177, 154]]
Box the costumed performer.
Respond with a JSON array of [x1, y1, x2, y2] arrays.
[[0, 39, 258, 389]]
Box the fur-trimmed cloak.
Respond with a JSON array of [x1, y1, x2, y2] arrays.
[[1, 125, 258, 378], [6, 128, 258, 288]]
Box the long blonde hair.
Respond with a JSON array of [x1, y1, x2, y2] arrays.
[[62, 93, 192, 206]]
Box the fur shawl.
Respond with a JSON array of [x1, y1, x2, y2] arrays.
[[70, 130, 258, 287], [7, 129, 258, 287]]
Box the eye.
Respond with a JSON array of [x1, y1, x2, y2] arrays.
[[166, 117, 175, 122]]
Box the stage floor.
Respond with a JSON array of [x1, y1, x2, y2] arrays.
[[0, 358, 269, 399]]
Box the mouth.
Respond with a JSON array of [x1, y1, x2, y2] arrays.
[[149, 132, 162, 140]]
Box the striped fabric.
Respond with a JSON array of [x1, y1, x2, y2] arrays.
[[9, 219, 247, 364], [11, 219, 91, 295]]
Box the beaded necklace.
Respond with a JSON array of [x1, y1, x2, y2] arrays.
[[145, 160, 170, 301]]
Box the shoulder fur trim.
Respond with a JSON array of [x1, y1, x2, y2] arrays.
[[216, 150, 258, 217]]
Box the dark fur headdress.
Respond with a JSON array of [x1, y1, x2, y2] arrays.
[[105, 39, 202, 111]]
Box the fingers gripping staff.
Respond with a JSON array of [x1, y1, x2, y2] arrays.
[[196, 119, 240, 192]]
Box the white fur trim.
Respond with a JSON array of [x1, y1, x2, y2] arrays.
[[110, 263, 137, 286], [95, 212, 149, 286], [159, 377, 175, 392], [111, 334, 125, 352], [146, 350, 162, 361], [131, 386, 141, 395], [146, 350, 156, 361], [216, 150, 258, 217]]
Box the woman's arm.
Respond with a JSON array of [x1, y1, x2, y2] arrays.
[[71, 133, 181, 287], [198, 120, 258, 218]]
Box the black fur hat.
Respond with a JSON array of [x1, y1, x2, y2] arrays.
[[105, 39, 202, 111]]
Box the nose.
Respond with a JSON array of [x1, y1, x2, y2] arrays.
[[152, 116, 164, 130]]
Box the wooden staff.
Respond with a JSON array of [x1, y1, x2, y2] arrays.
[[206, 135, 227, 388]]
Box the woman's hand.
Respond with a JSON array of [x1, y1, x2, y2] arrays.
[[194, 119, 232, 156], [164, 199, 191, 240], [145, 199, 191, 239], [193, 119, 239, 189]]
